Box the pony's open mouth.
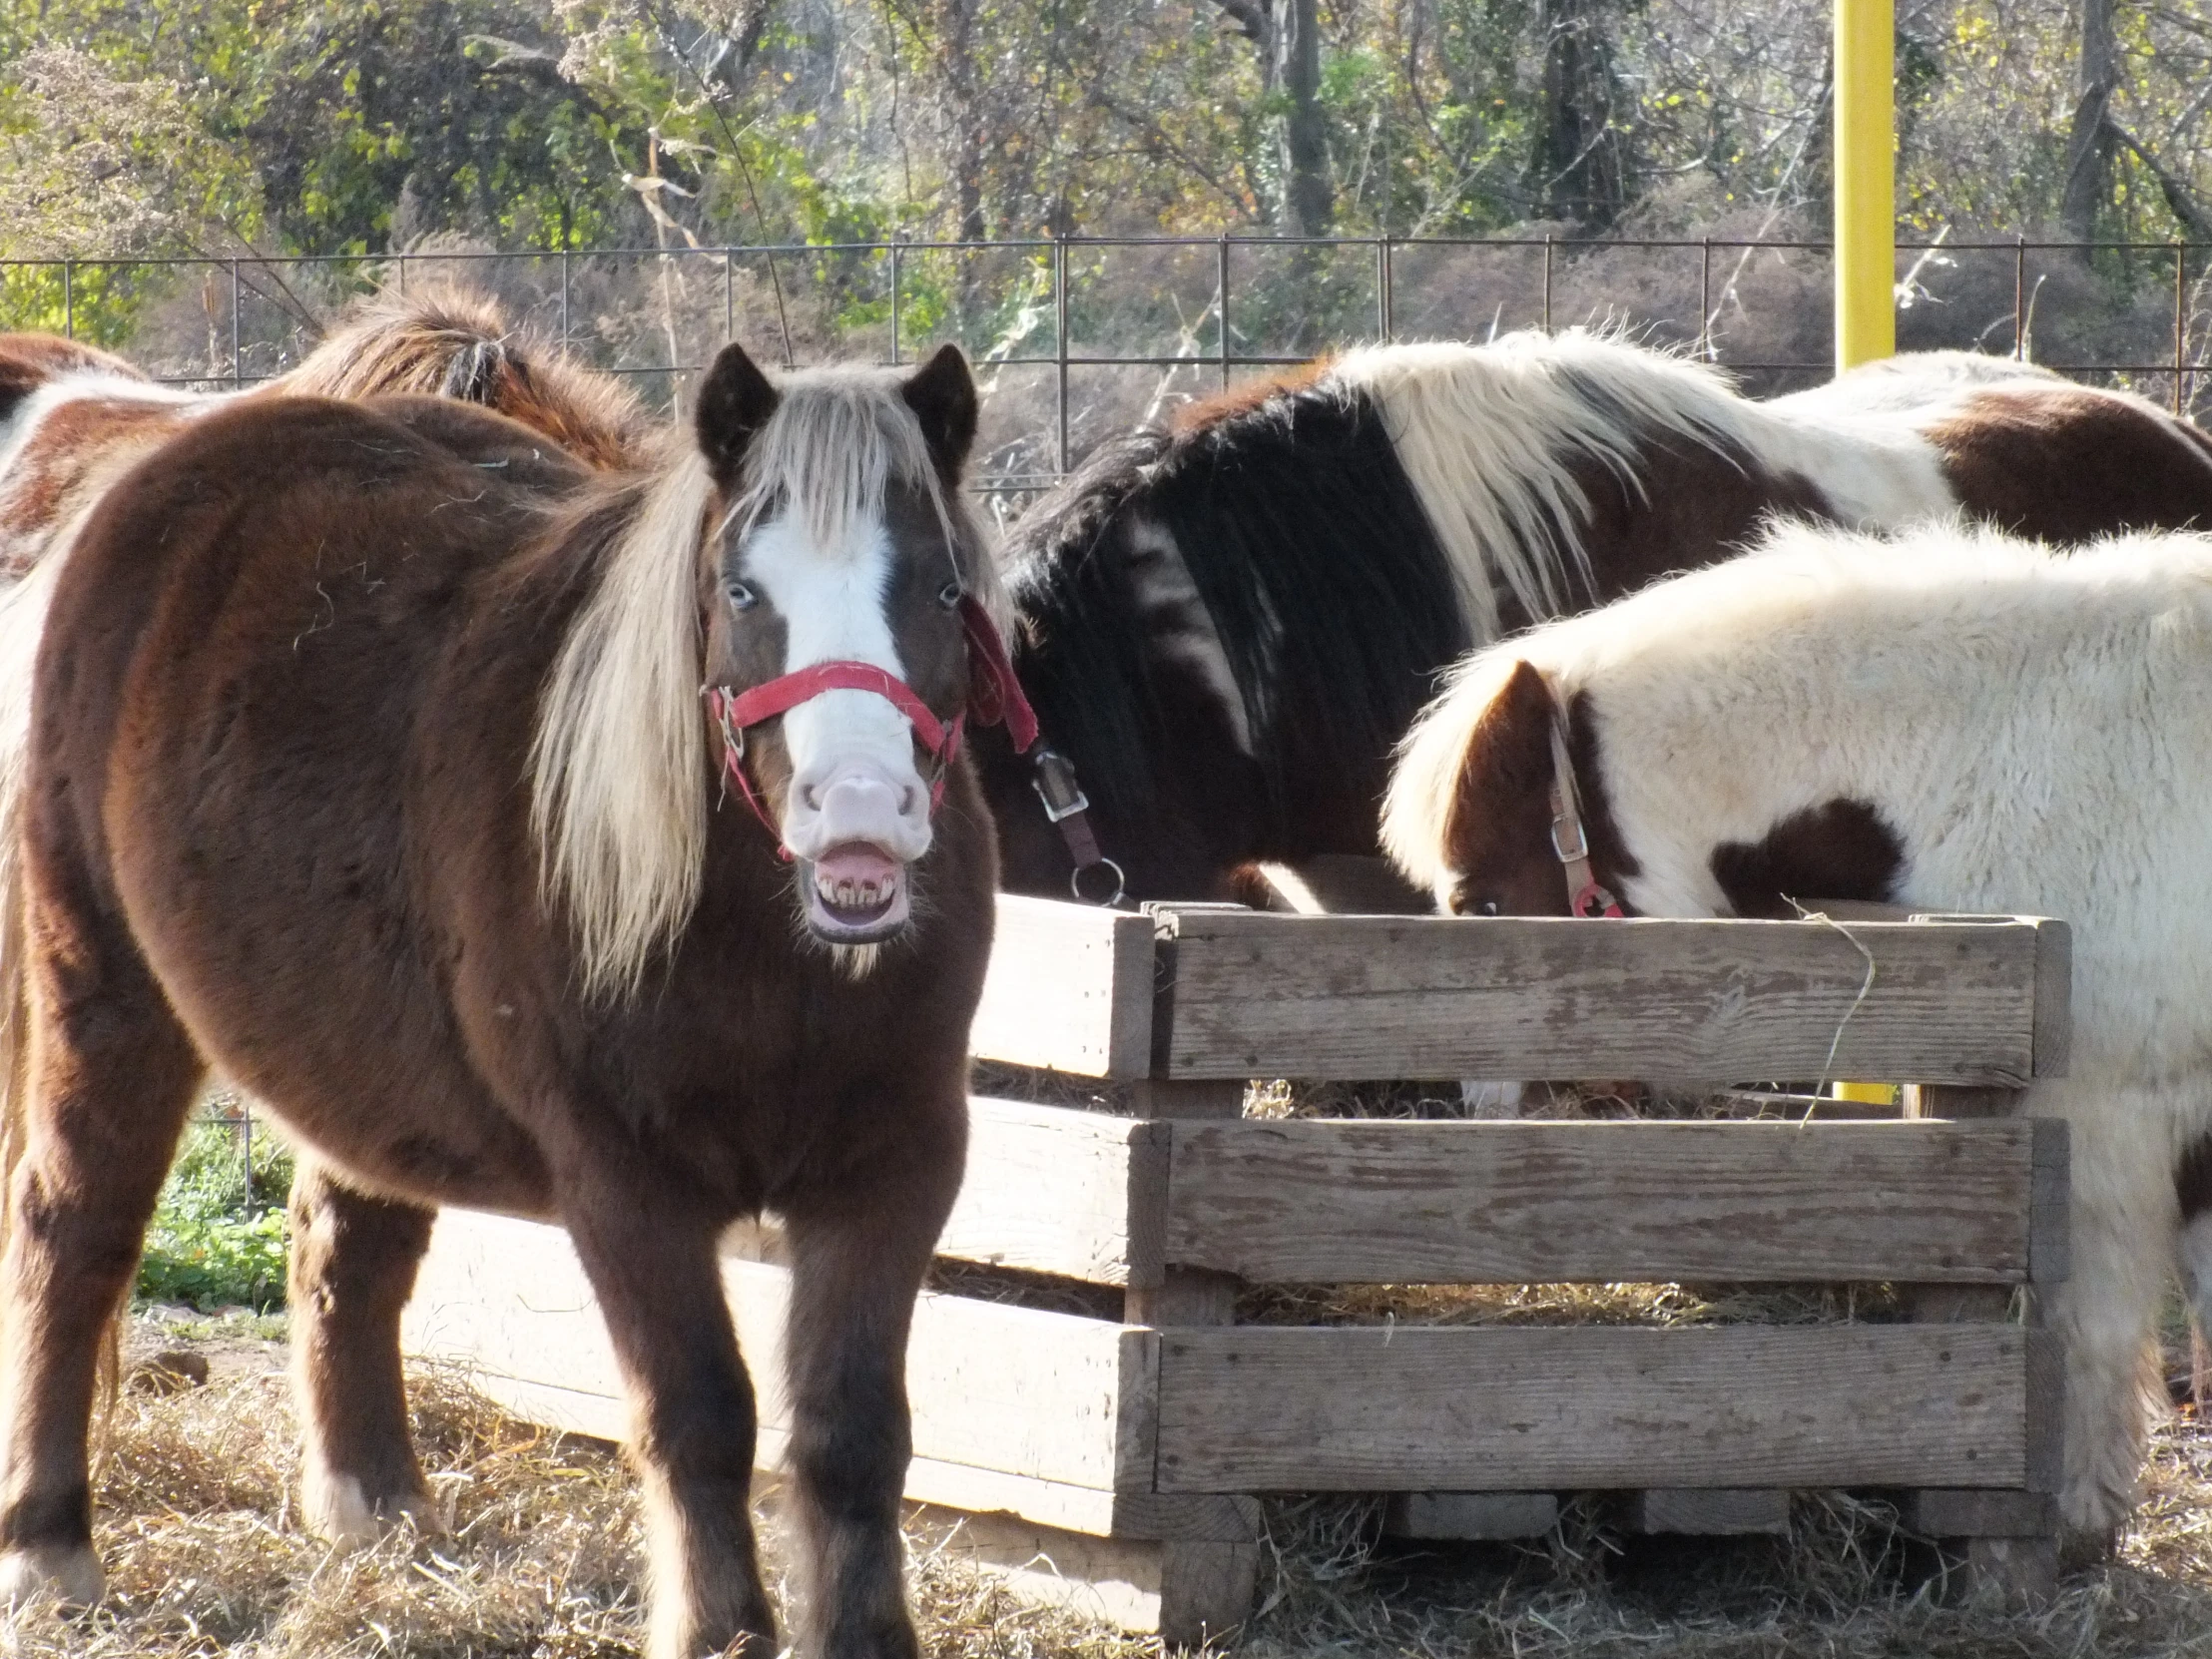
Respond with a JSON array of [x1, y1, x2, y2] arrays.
[[802, 843, 911, 941]]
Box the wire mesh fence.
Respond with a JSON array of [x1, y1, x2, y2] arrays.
[[11, 233, 2206, 1179], [7, 235, 2207, 505]]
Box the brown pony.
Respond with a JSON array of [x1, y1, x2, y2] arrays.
[[0, 286, 650, 583], [0, 341, 1008, 1659]]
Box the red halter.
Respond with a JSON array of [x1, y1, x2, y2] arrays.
[[704, 594, 1037, 852]]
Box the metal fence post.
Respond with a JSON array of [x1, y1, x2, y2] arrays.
[[62, 259, 73, 339], [2176, 242, 2188, 416], [725, 248, 736, 347], [560, 248, 572, 351], [1699, 239, 1712, 360], [1054, 236, 1070, 473], [1218, 234, 1232, 389], [231, 260, 242, 387], [889, 240, 903, 365], [1542, 235, 1555, 334], [1376, 237, 1390, 341], [2014, 237, 2027, 360]]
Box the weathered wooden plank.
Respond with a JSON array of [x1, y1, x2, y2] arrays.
[[1624, 1489, 1790, 1535], [444, 1367, 1145, 1536], [1163, 1119, 2037, 1285], [1901, 1489, 2054, 1537], [402, 1209, 1151, 1503], [2028, 1119, 2070, 1287], [937, 1098, 1164, 1288], [1384, 1492, 1558, 1540], [925, 1503, 1258, 1642], [972, 896, 1156, 1077], [1154, 1326, 2031, 1492], [1150, 910, 2057, 1085]]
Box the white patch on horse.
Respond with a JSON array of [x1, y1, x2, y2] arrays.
[[741, 506, 933, 864], [1121, 514, 1254, 757], [1389, 517, 2212, 1540], [0, 370, 197, 475]]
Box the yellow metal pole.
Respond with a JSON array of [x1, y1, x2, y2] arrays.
[[1833, 0, 1896, 371], [1831, 0, 1901, 1106]]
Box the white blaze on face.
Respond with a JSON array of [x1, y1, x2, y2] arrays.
[[742, 508, 933, 939]]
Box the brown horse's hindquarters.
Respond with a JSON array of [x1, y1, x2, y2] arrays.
[[1929, 387, 2212, 540]]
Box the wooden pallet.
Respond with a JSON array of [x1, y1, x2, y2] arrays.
[[403, 895, 2072, 1641]]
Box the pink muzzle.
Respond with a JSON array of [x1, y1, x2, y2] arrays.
[[704, 595, 1038, 856]]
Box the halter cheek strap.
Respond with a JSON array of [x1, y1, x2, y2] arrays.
[[1546, 709, 1624, 919], [704, 596, 1038, 856]]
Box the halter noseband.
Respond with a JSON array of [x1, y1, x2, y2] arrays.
[[1545, 701, 1624, 919], [704, 594, 1037, 855]]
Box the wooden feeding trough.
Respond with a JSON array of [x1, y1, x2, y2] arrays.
[[403, 896, 2071, 1640]]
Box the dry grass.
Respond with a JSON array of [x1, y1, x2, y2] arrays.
[[8, 1312, 2212, 1658]]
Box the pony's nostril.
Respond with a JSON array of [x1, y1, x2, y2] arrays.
[[900, 785, 918, 815], [801, 782, 822, 811]]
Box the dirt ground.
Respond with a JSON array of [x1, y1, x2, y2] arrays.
[[2, 1310, 2211, 1658]]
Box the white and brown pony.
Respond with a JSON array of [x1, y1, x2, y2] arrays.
[[976, 330, 2212, 903], [1382, 518, 2212, 1549]]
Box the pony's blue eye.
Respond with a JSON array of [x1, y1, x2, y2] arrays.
[[726, 580, 758, 612], [937, 581, 963, 611]]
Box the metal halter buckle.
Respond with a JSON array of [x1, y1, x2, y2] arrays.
[[1030, 747, 1091, 824]]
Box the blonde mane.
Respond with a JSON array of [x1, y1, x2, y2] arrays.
[[529, 363, 1000, 999], [1330, 329, 1755, 641], [275, 286, 654, 470]]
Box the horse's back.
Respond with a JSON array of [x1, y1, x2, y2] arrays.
[[1922, 383, 2212, 540], [33, 394, 582, 1203]]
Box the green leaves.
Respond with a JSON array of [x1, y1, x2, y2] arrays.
[[136, 1115, 296, 1314]]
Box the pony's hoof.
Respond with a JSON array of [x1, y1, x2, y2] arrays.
[[302, 1467, 443, 1550], [0, 1542, 104, 1610]]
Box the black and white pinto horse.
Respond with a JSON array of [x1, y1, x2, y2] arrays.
[[972, 331, 2212, 904], [1382, 517, 2212, 1549]]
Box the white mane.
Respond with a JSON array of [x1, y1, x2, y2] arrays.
[[1330, 328, 1958, 643], [529, 366, 1000, 999]]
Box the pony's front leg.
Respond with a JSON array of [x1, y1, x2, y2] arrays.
[[286, 1155, 439, 1546], [2049, 1085, 2179, 1556], [565, 1196, 774, 1659], [781, 1122, 964, 1659]]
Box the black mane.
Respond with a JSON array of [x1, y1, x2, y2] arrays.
[[999, 381, 1468, 854]]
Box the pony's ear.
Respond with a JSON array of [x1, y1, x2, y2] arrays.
[[901, 343, 978, 483], [696, 342, 780, 490], [1449, 659, 1556, 841]]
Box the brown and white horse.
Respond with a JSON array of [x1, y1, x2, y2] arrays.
[[1382, 517, 2212, 1551], [0, 286, 651, 585], [973, 330, 2212, 904], [0, 341, 1016, 1659]]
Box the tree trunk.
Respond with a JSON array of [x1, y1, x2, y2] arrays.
[[1213, 0, 1331, 235], [931, 0, 988, 241], [1531, 0, 1629, 228], [2060, 0, 2119, 249], [1277, 0, 1333, 235]]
